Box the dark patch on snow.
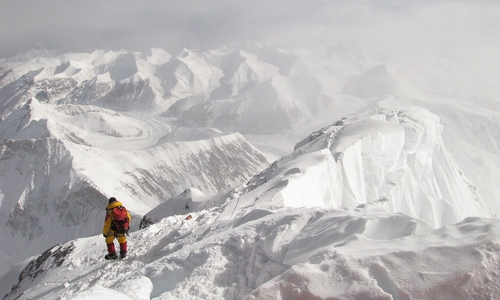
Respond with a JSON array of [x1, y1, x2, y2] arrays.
[[139, 216, 156, 230], [3, 243, 75, 300]]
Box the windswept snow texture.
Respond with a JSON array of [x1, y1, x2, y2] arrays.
[[222, 107, 490, 228], [1, 202, 499, 299], [1, 107, 498, 299]]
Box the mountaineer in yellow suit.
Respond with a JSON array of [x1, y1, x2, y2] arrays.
[[103, 197, 131, 260]]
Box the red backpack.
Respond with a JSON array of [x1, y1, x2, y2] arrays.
[[110, 206, 130, 234]]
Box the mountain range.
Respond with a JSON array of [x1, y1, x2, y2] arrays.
[[0, 43, 499, 299]]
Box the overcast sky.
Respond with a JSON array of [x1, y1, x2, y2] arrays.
[[0, 0, 499, 59]]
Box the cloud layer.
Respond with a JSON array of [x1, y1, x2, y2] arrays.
[[1, 1, 498, 58]]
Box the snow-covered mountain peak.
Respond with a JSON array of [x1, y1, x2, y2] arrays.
[[257, 47, 298, 76], [0, 46, 370, 133], [218, 107, 489, 228], [146, 48, 172, 66], [106, 52, 139, 82], [89, 49, 128, 69], [53, 60, 82, 77], [0, 100, 498, 298]]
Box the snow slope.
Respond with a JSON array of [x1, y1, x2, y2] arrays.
[[3, 211, 500, 299], [0, 108, 500, 299], [5, 209, 500, 300], [1, 107, 498, 299]]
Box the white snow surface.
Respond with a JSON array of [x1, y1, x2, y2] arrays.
[[220, 107, 490, 228], [1, 195, 499, 299], [1, 42, 500, 299], [1, 107, 498, 299]]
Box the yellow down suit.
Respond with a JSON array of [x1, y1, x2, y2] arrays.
[[103, 200, 131, 256]]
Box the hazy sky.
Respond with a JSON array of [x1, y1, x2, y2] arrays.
[[0, 0, 499, 59]]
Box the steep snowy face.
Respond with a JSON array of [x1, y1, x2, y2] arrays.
[[424, 104, 500, 218], [220, 107, 490, 227], [65, 132, 268, 215], [0, 138, 107, 275]]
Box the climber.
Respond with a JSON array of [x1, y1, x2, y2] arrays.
[[103, 197, 131, 260]]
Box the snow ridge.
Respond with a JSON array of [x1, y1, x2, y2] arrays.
[[220, 107, 489, 227], [1, 197, 498, 299]]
